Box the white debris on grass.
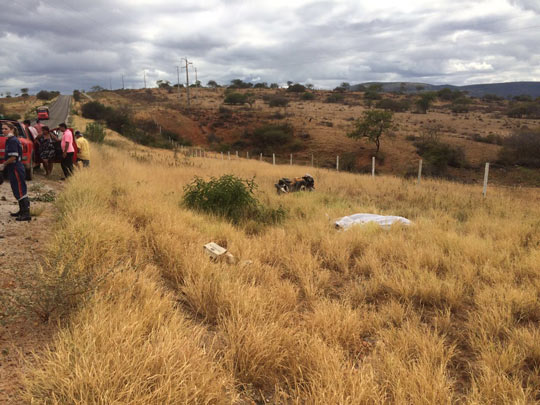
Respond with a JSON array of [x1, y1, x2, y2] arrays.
[[334, 213, 412, 230]]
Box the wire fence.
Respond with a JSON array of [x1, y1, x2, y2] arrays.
[[174, 144, 494, 198]]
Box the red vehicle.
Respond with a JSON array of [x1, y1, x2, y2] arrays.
[[0, 119, 36, 180], [36, 106, 50, 120]]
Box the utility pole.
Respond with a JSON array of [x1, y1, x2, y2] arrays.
[[176, 65, 181, 99], [143, 70, 147, 89], [122, 74, 125, 90], [194, 67, 198, 100], [109, 78, 112, 91], [181, 57, 193, 107]]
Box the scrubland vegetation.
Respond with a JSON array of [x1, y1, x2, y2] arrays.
[[14, 127, 539, 403]]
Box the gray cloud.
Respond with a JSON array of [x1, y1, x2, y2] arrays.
[[0, 0, 539, 94]]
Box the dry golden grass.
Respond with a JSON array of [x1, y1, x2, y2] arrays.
[[22, 128, 540, 403], [1, 95, 47, 118]]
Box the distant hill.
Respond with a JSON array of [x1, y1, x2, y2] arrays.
[[350, 81, 540, 98]]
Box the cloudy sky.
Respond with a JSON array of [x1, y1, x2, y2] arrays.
[[1, 0, 540, 94]]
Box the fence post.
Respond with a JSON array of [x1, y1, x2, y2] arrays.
[[260, 153, 262, 162], [417, 159, 423, 184], [236, 151, 238, 159], [336, 155, 339, 171], [483, 162, 490, 198], [273, 153, 275, 165], [247, 151, 249, 159], [290, 154, 293, 165], [221, 152, 223, 160], [372, 156, 375, 177], [311, 154, 314, 167], [228, 151, 230, 160]]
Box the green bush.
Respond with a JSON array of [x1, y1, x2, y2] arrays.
[[301, 92, 315, 101], [251, 124, 294, 151], [375, 98, 410, 112], [267, 96, 289, 107], [36, 90, 58, 100], [414, 138, 467, 175], [224, 92, 247, 105], [4, 113, 21, 120], [73, 90, 81, 102], [287, 83, 306, 93], [498, 129, 540, 168], [471, 133, 503, 145], [506, 102, 540, 118], [183, 175, 285, 225], [81, 101, 109, 120], [325, 93, 345, 103], [85, 122, 106, 143]]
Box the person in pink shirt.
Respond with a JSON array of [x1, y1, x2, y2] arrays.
[[59, 123, 74, 178], [23, 120, 39, 141], [33, 119, 43, 136]]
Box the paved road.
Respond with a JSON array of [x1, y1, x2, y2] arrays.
[[37, 95, 71, 128]]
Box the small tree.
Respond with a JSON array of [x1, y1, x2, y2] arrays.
[[207, 80, 219, 88], [156, 80, 172, 90], [347, 110, 393, 153], [20, 88, 29, 98], [36, 90, 51, 100], [85, 122, 106, 143], [287, 83, 306, 93], [416, 92, 436, 114]]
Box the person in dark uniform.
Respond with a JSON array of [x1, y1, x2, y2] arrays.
[[1, 122, 31, 221]]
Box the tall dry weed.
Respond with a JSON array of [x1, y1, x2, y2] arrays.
[[21, 133, 540, 403]]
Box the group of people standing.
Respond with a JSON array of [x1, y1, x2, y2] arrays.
[[1, 120, 91, 222], [23, 120, 91, 178]]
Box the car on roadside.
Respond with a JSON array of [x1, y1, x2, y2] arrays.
[[0, 119, 36, 180], [36, 106, 50, 120]]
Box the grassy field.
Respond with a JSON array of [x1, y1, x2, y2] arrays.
[[20, 128, 540, 404]]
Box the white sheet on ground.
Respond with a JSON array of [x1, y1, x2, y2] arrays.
[[334, 213, 412, 230]]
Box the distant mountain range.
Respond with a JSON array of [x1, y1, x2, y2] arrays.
[[350, 81, 540, 98]]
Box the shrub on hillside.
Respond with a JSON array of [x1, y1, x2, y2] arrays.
[[85, 122, 106, 143], [498, 128, 540, 168], [36, 90, 59, 101], [105, 107, 131, 133], [183, 175, 285, 225], [81, 101, 109, 120], [471, 133, 503, 145], [375, 98, 410, 112], [414, 137, 467, 175], [267, 96, 289, 107], [224, 92, 248, 105], [325, 93, 345, 103], [73, 89, 82, 102], [4, 113, 21, 120], [301, 92, 315, 101], [251, 124, 294, 151], [506, 102, 540, 118], [287, 83, 306, 93], [451, 97, 472, 113], [436, 88, 464, 101]]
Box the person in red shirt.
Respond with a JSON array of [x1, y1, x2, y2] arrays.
[[58, 123, 74, 178]]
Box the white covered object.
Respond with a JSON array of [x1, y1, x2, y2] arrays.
[[334, 213, 412, 230]]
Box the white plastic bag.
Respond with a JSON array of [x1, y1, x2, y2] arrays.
[[334, 213, 412, 230]]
